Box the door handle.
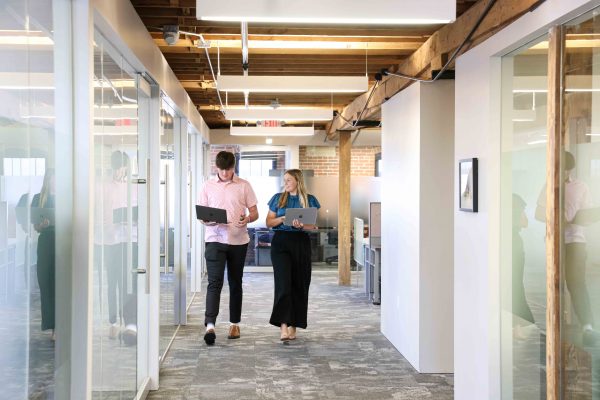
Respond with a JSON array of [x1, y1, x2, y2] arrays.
[[132, 178, 147, 184], [144, 158, 151, 294], [136, 268, 147, 274], [163, 164, 170, 274]]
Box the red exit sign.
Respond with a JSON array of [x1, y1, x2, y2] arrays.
[[257, 120, 281, 128]]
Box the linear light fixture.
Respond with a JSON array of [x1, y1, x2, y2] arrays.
[[0, 35, 54, 46], [218, 75, 368, 93], [230, 126, 314, 136], [0, 85, 54, 90], [225, 108, 332, 121], [196, 0, 455, 24]]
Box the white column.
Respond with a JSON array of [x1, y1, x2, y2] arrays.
[[68, 1, 94, 398], [286, 145, 300, 169], [381, 81, 455, 373]]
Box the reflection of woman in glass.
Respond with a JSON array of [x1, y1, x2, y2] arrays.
[[512, 194, 535, 338], [31, 168, 55, 339]]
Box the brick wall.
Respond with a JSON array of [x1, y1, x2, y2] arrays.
[[209, 145, 240, 176], [299, 146, 381, 176], [210, 146, 287, 176]]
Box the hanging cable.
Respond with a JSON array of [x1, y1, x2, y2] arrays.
[[381, 0, 497, 83], [168, 29, 226, 117], [195, 33, 226, 118]]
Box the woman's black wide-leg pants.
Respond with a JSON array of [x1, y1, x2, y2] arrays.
[[269, 231, 312, 329]]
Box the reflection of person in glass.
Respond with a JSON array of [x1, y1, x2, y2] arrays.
[[97, 151, 137, 343], [536, 151, 600, 345], [512, 194, 535, 339], [266, 169, 320, 342], [31, 168, 55, 340]]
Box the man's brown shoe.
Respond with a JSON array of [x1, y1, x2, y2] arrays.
[[228, 324, 240, 339]]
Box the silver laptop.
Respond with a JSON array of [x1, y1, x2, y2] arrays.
[[283, 207, 318, 226]]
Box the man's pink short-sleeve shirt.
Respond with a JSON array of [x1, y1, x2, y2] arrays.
[[198, 175, 257, 245]]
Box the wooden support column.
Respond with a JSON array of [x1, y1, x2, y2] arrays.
[[338, 131, 351, 286], [546, 25, 564, 400]]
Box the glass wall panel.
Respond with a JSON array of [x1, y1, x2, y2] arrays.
[[560, 10, 600, 398], [500, 35, 549, 399], [0, 1, 73, 398], [92, 31, 140, 398], [187, 127, 193, 309]]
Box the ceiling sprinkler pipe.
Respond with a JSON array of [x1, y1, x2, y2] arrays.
[[241, 21, 249, 74]]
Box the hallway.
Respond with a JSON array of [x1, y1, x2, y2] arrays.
[[148, 270, 453, 400]]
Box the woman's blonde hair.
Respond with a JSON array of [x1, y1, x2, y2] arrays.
[[278, 169, 309, 208], [39, 168, 55, 208]]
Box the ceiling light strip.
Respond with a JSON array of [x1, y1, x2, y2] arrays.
[[230, 126, 314, 136], [196, 0, 455, 24], [225, 108, 332, 121], [217, 75, 368, 93]]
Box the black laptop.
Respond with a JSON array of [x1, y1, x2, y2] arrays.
[[195, 205, 228, 224]]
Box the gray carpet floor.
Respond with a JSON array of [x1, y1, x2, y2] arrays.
[[147, 270, 453, 400]]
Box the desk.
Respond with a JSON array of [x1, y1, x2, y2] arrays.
[[364, 244, 381, 305], [254, 229, 273, 266]]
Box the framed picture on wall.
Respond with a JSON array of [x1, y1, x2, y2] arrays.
[[459, 158, 478, 212]]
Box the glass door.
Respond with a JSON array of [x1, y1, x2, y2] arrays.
[[559, 10, 600, 398], [92, 30, 149, 398], [500, 34, 549, 400], [159, 99, 176, 359]]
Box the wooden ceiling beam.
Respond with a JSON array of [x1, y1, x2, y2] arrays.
[[153, 38, 422, 51], [138, 17, 442, 37], [163, 53, 403, 60], [155, 46, 413, 56], [148, 31, 430, 42], [327, 0, 546, 136], [165, 59, 405, 66]]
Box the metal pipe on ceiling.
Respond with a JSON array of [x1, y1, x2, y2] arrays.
[[241, 21, 249, 74], [241, 21, 250, 108]]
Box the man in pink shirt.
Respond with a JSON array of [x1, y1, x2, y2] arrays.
[[198, 151, 258, 345]]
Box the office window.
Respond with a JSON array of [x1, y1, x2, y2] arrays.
[[239, 159, 274, 177], [2, 158, 46, 176]]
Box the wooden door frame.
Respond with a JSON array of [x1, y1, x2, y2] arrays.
[[546, 24, 565, 400]]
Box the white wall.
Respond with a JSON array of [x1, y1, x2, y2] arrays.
[[419, 82, 455, 371], [381, 80, 454, 373], [453, 1, 600, 399]]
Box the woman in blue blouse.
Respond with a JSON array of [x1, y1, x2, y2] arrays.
[[31, 168, 56, 339], [266, 169, 320, 341]]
